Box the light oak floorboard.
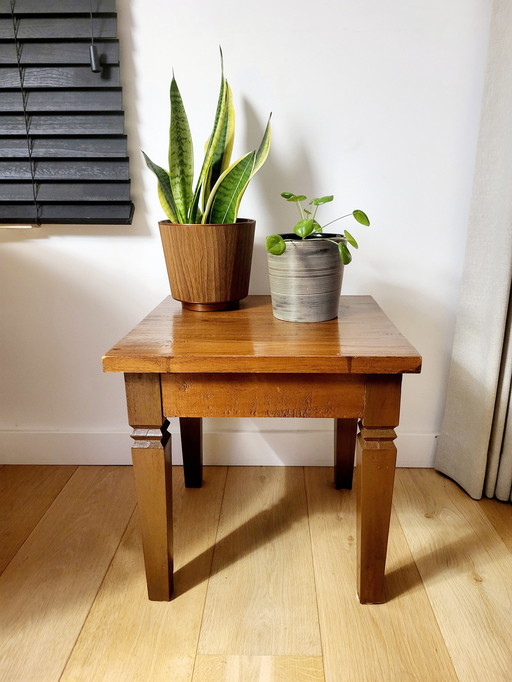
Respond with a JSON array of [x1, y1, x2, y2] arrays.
[[479, 496, 512, 551], [0, 466, 135, 682], [192, 655, 325, 681], [61, 466, 227, 682], [198, 467, 322, 656], [305, 467, 457, 682], [394, 469, 512, 682], [0, 464, 77, 573]]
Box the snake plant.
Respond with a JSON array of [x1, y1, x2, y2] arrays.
[[266, 193, 370, 265], [143, 52, 271, 225]]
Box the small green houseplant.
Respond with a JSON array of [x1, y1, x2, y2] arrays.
[[266, 192, 370, 264], [266, 192, 370, 322], [143, 51, 271, 311]]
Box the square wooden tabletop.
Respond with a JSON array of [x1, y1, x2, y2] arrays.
[[102, 295, 422, 375]]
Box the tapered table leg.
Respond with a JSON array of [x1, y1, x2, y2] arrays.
[[180, 417, 203, 488], [334, 418, 358, 489], [125, 373, 173, 601], [356, 375, 402, 604]]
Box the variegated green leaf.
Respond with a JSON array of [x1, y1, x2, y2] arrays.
[[252, 114, 272, 175], [204, 151, 256, 224], [142, 151, 178, 222], [203, 81, 236, 203], [169, 77, 193, 222], [190, 63, 228, 222]]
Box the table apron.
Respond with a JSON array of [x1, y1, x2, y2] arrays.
[[162, 373, 366, 418]]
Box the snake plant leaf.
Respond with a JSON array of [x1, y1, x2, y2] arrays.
[[203, 81, 235, 207], [190, 62, 229, 222], [339, 241, 352, 265], [168, 76, 193, 223], [353, 209, 370, 226], [294, 218, 315, 238], [266, 234, 287, 255], [204, 151, 256, 224], [311, 195, 334, 206], [344, 229, 359, 248], [252, 114, 272, 176], [142, 151, 179, 222]]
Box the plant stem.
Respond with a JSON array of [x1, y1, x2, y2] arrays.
[[321, 214, 351, 230], [297, 200, 305, 220]]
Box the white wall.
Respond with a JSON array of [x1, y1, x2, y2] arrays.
[[0, 0, 492, 466]]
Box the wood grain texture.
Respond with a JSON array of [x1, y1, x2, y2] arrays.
[[159, 220, 255, 307], [0, 201, 133, 224], [193, 655, 325, 681], [163, 373, 365, 418], [198, 467, 322, 656], [305, 467, 458, 681], [355, 428, 397, 603], [0, 466, 135, 682], [132, 438, 174, 601], [0, 159, 129, 181], [0, 465, 76, 573], [0, 0, 115, 12], [180, 417, 203, 488], [0, 17, 117, 39], [0, 114, 124, 136], [479, 496, 512, 551], [0, 65, 121, 88], [103, 295, 422, 374], [0, 180, 130, 202], [393, 469, 512, 681], [62, 467, 227, 682], [125, 372, 163, 428], [0, 135, 127, 157], [0, 41, 119, 65], [334, 418, 357, 489]]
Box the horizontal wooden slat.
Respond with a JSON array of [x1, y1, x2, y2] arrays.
[[0, 66, 120, 88], [0, 113, 124, 135], [0, 17, 117, 40], [0, 136, 127, 157], [0, 0, 115, 13], [0, 202, 134, 224], [0, 89, 122, 112], [0, 159, 130, 180], [0, 182, 131, 202], [0, 41, 119, 65]]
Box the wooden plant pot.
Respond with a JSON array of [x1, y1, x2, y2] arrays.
[[159, 218, 256, 311], [267, 234, 344, 322]]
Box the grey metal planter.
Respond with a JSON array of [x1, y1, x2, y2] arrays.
[[267, 233, 345, 322]]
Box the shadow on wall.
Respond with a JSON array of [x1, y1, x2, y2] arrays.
[[242, 98, 317, 293]]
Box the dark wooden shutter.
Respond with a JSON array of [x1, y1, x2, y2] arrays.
[[0, 0, 134, 225]]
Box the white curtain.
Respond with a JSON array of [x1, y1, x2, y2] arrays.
[[435, 0, 512, 501]]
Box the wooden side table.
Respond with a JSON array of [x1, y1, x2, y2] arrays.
[[103, 295, 421, 604]]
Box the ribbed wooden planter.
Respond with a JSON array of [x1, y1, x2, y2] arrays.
[[159, 218, 256, 311], [267, 234, 344, 322]]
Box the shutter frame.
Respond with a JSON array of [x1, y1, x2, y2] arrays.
[[0, 0, 133, 225]]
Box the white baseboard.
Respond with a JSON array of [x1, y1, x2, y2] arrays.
[[0, 428, 437, 467]]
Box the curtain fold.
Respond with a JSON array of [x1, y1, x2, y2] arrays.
[[434, 0, 512, 501]]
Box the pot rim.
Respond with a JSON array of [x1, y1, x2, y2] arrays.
[[277, 232, 345, 241], [159, 217, 255, 227]]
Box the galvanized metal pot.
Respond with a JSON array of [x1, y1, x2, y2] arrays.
[[267, 233, 344, 322]]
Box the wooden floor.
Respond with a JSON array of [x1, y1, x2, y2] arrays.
[[0, 465, 510, 681]]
